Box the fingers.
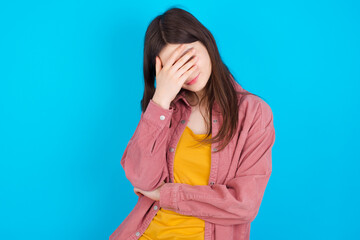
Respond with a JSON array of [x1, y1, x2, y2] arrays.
[[178, 64, 199, 84], [172, 47, 196, 72], [176, 53, 198, 79], [162, 44, 185, 71], [134, 188, 142, 197]]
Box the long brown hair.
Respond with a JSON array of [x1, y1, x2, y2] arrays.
[[141, 7, 262, 152]]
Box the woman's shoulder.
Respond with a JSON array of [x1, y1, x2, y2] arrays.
[[234, 82, 274, 129], [238, 91, 272, 113]]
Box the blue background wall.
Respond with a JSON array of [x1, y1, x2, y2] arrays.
[[1, 0, 359, 239]]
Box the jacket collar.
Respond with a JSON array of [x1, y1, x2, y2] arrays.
[[172, 89, 190, 108]]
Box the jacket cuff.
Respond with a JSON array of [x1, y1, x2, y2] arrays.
[[159, 183, 180, 210], [143, 99, 174, 129]]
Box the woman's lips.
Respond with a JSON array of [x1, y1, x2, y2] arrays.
[[186, 73, 200, 85]]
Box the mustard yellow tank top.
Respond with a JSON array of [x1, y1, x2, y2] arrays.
[[139, 126, 211, 240]]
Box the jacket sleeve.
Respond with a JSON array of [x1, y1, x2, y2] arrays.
[[158, 100, 275, 225], [121, 99, 173, 192]]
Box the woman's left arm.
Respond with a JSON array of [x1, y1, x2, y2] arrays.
[[159, 100, 275, 225]]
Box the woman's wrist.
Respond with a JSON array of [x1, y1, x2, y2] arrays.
[[152, 94, 171, 110]]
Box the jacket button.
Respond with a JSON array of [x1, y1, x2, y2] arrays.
[[169, 147, 174, 152], [181, 120, 186, 124], [154, 205, 158, 210], [135, 232, 140, 236], [210, 182, 215, 185], [212, 148, 217, 152], [213, 119, 217, 123], [160, 115, 165, 120]]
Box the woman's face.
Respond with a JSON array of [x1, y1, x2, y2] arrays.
[[158, 41, 212, 98]]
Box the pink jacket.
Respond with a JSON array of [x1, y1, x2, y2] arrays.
[[110, 80, 276, 240]]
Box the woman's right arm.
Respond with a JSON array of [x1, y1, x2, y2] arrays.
[[120, 99, 174, 192], [122, 44, 199, 192]]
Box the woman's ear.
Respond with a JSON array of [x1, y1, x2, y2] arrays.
[[159, 56, 163, 68], [155, 56, 161, 76]]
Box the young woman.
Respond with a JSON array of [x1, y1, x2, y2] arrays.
[[110, 7, 276, 240]]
